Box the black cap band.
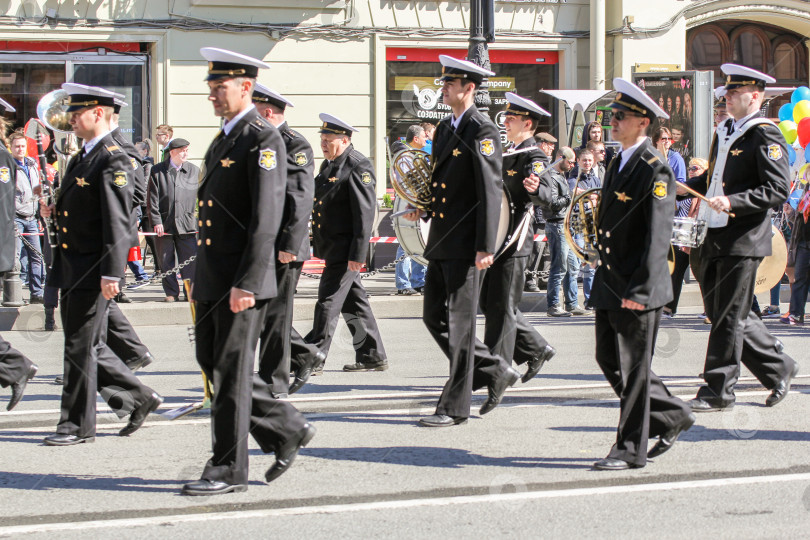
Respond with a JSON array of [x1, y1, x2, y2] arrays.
[[65, 94, 116, 112], [319, 121, 351, 136], [440, 66, 484, 85], [206, 61, 259, 81], [252, 91, 287, 110], [610, 92, 653, 119], [725, 74, 766, 90]]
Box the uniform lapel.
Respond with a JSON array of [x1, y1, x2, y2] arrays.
[[59, 137, 108, 199], [201, 109, 256, 187], [431, 107, 476, 172], [599, 142, 646, 216]]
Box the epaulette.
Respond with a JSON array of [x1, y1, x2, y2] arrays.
[[105, 145, 121, 154], [250, 116, 271, 131]]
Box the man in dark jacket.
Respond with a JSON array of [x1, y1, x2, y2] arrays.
[[148, 138, 199, 301], [681, 64, 798, 411], [589, 78, 694, 470]]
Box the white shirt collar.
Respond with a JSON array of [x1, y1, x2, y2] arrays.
[[732, 110, 759, 133], [82, 129, 114, 155], [618, 138, 646, 172], [222, 104, 255, 136], [450, 104, 473, 130]]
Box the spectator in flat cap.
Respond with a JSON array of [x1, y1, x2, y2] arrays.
[[147, 138, 199, 302]]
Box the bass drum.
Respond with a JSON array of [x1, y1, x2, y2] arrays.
[[392, 196, 430, 266], [494, 188, 533, 259], [754, 225, 787, 294]]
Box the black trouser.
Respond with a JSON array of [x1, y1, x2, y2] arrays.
[[423, 259, 511, 418], [157, 233, 197, 298], [140, 212, 160, 273], [195, 299, 307, 485], [304, 261, 386, 365], [57, 289, 152, 437], [480, 255, 549, 364], [107, 302, 149, 364], [0, 335, 34, 388], [258, 260, 303, 395], [594, 308, 692, 467], [666, 247, 690, 314], [698, 255, 795, 403]]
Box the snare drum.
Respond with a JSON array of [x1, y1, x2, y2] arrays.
[[671, 216, 707, 248], [392, 196, 430, 266]]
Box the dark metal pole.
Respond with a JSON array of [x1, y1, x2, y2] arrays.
[[468, 0, 494, 113]]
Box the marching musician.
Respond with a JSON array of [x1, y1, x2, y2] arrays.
[[251, 84, 315, 398], [182, 48, 314, 496], [289, 113, 388, 393], [589, 78, 694, 470], [479, 92, 556, 384], [680, 64, 798, 412], [40, 83, 162, 446], [0, 97, 38, 411], [404, 55, 518, 427]]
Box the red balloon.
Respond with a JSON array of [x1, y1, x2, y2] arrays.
[[799, 117, 810, 148]]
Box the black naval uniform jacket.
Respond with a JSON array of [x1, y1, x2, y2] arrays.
[[589, 140, 675, 311], [147, 159, 201, 235], [277, 122, 315, 261], [683, 115, 790, 259], [0, 147, 18, 273], [501, 139, 549, 259], [311, 144, 376, 263], [47, 133, 134, 290], [194, 108, 287, 302], [424, 106, 503, 260]]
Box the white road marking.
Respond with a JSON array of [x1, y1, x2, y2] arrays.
[[2, 471, 810, 535]]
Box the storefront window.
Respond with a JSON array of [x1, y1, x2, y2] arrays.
[[386, 47, 558, 178], [73, 63, 144, 143]]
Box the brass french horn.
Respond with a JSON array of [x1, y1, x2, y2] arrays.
[[36, 89, 80, 164], [389, 148, 433, 211]]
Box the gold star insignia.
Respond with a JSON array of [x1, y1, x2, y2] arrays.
[[507, 170, 517, 176], [76, 177, 88, 187], [730, 149, 743, 156], [221, 158, 235, 168], [452, 148, 461, 157], [614, 191, 631, 202], [328, 177, 338, 183]]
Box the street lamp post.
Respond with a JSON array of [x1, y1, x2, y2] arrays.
[[467, 0, 495, 113]]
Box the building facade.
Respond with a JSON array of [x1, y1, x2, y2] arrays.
[[0, 0, 807, 196]]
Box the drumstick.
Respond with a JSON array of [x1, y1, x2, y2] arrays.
[[678, 182, 736, 218]]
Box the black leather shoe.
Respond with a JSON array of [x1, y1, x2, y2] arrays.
[[265, 423, 316, 483], [43, 433, 95, 446], [418, 414, 468, 427], [480, 367, 520, 415], [114, 293, 132, 304], [766, 362, 799, 407], [689, 397, 734, 412], [29, 295, 44, 305], [524, 281, 540, 293], [289, 352, 326, 394], [8, 363, 37, 411], [592, 457, 643, 470], [125, 352, 154, 372], [343, 358, 388, 372], [181, 479, 247, 496], [521, 345, 556, 383], [648, 412, 696, 458], [119, 393, 164, 436]]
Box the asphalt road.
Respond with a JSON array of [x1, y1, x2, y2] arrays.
[[0, 307, 809, 538]]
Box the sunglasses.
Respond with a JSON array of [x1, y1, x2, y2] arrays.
[[659, 137, 672, 141], [612, 110, 642, 121], [688, 166, 702, 172]]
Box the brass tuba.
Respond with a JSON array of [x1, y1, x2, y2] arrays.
[[389, 148, 433, 211], [564, 187, 601, 264]]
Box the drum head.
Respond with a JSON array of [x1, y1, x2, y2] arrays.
[[494, 190, 515, 255], [754, 225, 787, 294], [392, 196, 430, 266]]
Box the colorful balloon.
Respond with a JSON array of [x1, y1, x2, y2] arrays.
[[806, 144, 810, 163], [779, 120, 798, 144], [798, 117, 810, 148], [779, 103, 794, 122], [787, 144, 796, 166], [794, 100, 810, 123], [791, 86, 810, 105]]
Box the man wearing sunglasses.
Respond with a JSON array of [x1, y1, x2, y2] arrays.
[[588, 78, 695, 471]]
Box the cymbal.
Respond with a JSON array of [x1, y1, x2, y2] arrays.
[[754, 226, 787, 294]]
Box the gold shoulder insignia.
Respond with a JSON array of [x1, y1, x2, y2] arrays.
[[652, 180, 667, 200], [0, 167, 9, 184], [113, 170, 128, 188], [129, 157, 138, 170], [479, 139, 494, 157], [767, 144, 783, 161], [531, 161, 545, 175], [294, 152, 308, 166], [361, 171, 372, 185], [106, 145, 120, 153]]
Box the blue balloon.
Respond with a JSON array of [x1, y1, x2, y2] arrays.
[[791, 86, 810, 105], [805, 144, 810, 162], [787, 144, 796, 166], [779, 103, 794, 122]]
